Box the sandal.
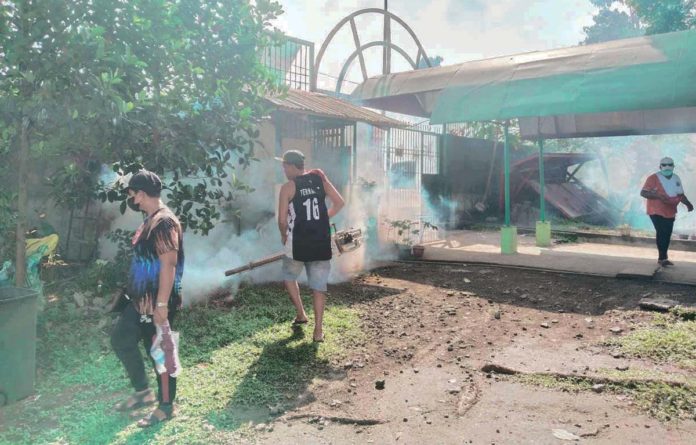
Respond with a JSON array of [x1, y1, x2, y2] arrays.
[[292, 318, 308, 326], [313, 333, 325, 343], [137, 406, 174, 428], [114, 389, 155, 412]]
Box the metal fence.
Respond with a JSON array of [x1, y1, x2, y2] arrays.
[[262, 36, 315, 91], [313, 124, 356, 193], [383, 127, 440, 187], [378, 127, 442, 243]]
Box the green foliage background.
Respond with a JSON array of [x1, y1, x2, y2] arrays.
[[584, 0, 696, 45], [0, 0, 287, 250]]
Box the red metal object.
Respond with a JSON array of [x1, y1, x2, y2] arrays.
[[499, 152, 616, 224]]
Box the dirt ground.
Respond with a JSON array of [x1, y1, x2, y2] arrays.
[[244, 262, 696, 445]]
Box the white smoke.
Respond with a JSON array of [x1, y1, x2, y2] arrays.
[[328, 122, 443, 267], [574, 133, 696, 235], [97, 137, 388, 303], [98, 158, 284, 304], [97, 120, 450, 302], [182, 218, 282, 301]]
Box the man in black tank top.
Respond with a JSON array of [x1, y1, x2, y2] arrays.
[[277, 150, 345, 342]]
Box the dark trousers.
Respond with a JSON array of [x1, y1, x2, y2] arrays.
[[111, 303, 177, 406], [649, 214, 675, 261]]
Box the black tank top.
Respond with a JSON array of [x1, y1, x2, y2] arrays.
[[288, 173, 332, 261]]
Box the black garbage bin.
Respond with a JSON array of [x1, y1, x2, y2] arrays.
[[0, 287, 39, 406]]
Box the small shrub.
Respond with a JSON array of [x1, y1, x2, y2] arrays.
[[385, 218, 438, 246]]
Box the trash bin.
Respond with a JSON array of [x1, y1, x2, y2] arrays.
[[0, 287, 39, 406]]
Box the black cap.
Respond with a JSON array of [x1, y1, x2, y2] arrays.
[[274, 150, 305, 167], [125, 170, 162, 197]]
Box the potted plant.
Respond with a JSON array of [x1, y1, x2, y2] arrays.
[[410, 244, 425, 258], [386, 219, 438, 259]]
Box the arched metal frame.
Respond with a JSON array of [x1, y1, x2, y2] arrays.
[[336, 41, 418, 94], [312, 8, 431, 94]]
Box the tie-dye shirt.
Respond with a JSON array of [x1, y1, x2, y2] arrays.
[[127, 207, 184, 315]]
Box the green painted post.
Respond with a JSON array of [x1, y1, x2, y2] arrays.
[[504, 123, 511, 226], [536, 138, 551, 247], [501, 122, 517, 254], [538, 138, 546, 222], [442, 123, 448, 169]]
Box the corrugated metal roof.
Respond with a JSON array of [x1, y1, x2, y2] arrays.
[[266, 89, 404, 128]]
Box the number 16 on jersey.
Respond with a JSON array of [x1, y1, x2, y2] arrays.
[[303, 197, 320, 221]]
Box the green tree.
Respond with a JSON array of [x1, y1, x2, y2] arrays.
[[627, 0, 695, 34], [0, 0, 108, 285], [0, 0, 284, 285], [583, 0, 696, 44], [583, 0, 642, 44]]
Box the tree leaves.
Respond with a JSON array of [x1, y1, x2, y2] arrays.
[[583, 0, 695, 44], [2, 0, 285, 235]]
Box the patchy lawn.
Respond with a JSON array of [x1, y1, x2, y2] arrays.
[[607, 314, 696, 370], [4, 262, 696, 444], [517, 312, 696, 422], [0, 284, 363, 445], [516, 372, 696, 422]]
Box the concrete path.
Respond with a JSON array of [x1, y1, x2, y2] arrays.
[[421, 230, 696, 285]]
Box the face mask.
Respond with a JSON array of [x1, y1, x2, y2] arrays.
[[127, 196, 141, 212], [661, 168, 674, 177]]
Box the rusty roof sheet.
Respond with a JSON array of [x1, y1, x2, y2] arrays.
[[266, 89, 405, 128]]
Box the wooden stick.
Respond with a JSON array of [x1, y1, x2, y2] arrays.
[[284, 414, 388, 425]]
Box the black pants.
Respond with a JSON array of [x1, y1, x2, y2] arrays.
[[649, 214, 675, 261], [111, 303, 177, 406]]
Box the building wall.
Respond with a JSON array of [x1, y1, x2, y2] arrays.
[[235, 116, 316, 234]]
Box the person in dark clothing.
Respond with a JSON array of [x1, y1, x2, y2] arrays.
[[640, 157, 693, 266], [111, 170, 184, 427], [277, 150, 344, 342]]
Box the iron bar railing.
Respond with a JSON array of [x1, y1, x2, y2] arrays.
[[262, 36, 315, 91]]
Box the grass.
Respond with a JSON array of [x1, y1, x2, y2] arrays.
[[516, 374, 594, 393], [517, 313, 696, 422], [553, 233, 579, 244], [0, 284, 364, 445], [516, 373, 696, 422], [605, 314, 696, 370]]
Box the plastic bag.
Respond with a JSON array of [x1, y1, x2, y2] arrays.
[[150, 322, 182, 377]]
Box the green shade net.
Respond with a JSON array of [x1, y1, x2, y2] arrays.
[[430, 30, 696, 124]]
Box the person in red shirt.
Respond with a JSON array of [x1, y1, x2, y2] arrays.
[[640, 157, 693, 266]]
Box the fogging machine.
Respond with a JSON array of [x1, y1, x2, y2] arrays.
[[224, 227, 363, 276]]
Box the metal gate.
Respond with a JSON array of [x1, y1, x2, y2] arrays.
[[312, 122, 441, 243], [312, 123, 356, 194], [354, 125, 441, 243]]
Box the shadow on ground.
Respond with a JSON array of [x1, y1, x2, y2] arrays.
[[376, 262, 696, 316]]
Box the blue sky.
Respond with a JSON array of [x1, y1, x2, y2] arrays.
[[274, 0, 597, 91]]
